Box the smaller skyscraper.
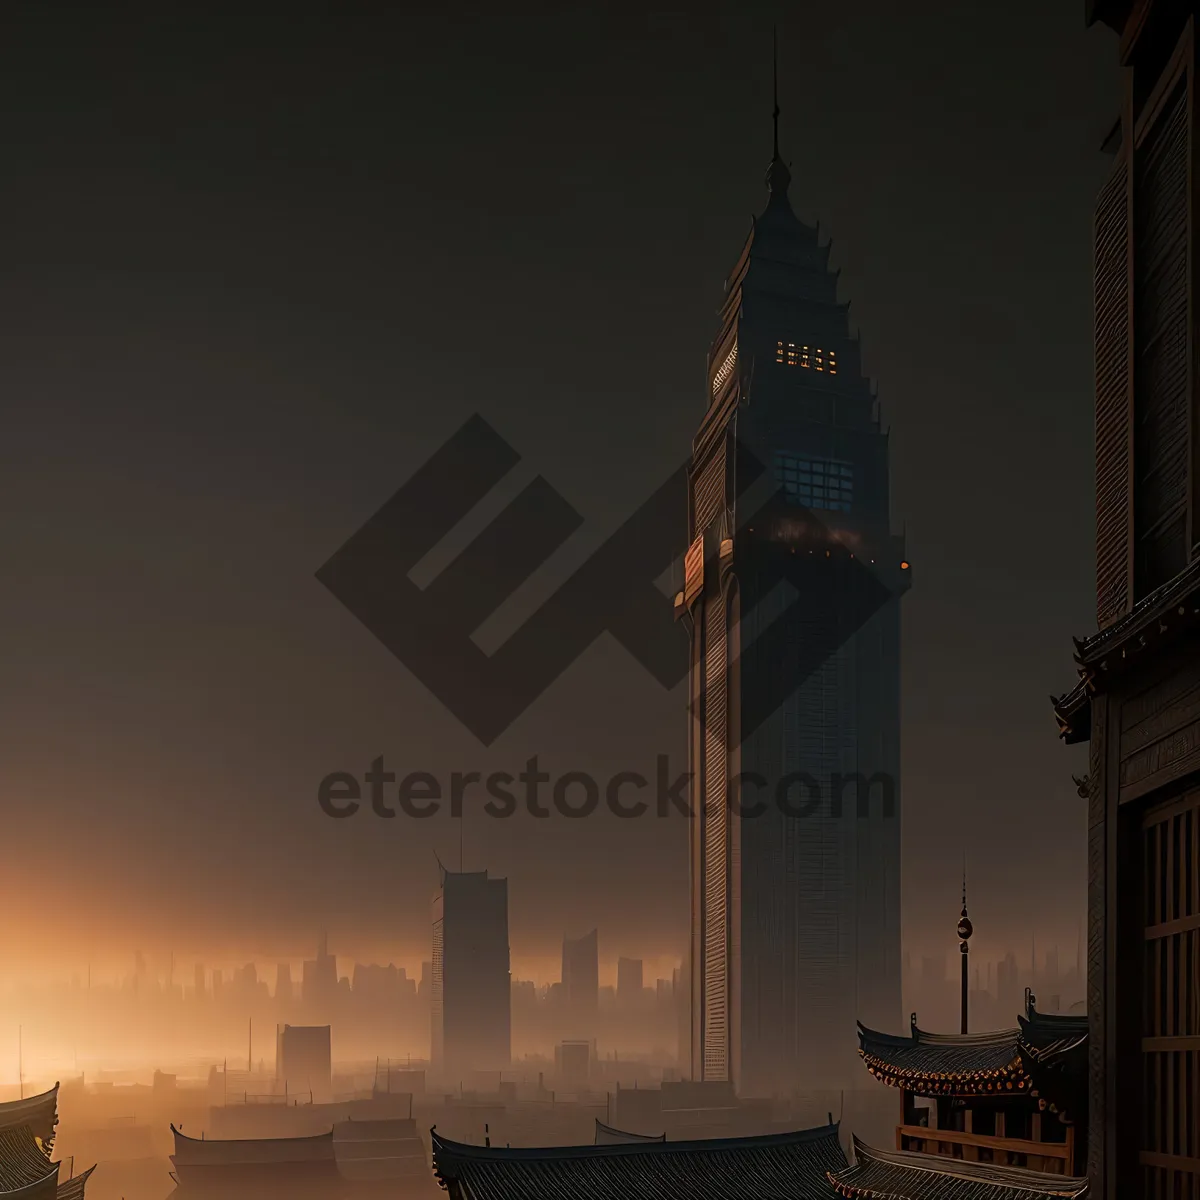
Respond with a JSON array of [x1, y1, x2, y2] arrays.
[[617, 957, 643, 1008], [276, 1024, 332, 1103], [302, 933, 337, 1011], [431, 866, 511, 1085], [561, 929, 599, 1031]]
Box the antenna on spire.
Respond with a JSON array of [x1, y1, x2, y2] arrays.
[[772, 25, 780, 160], [962, 853, 967, 911]]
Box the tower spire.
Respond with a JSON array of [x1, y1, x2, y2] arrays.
[[772, 25, 780, 160], [764, 28, 791, 201]]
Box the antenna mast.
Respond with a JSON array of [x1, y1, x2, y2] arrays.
[[772, 25, 780, 160]]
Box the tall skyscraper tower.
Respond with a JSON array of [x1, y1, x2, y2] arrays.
[[431, 866, 511, 1084], [682, 72, 908, 1096]]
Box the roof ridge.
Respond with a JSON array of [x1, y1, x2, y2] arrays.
[[431, 1121, 840, 1160], [170, 1124, 335, 1144]]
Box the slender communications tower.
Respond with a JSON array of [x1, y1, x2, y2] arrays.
[[958, 865, 973, 1035]]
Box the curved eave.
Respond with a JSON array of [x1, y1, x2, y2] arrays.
[[55, 1164, 95, 1200], [1051, 674, 1093, 744], [1019, 1009, 1089, 1043], [593, 1120, 665, 1145], [859, 1047, 1032, 1096], [169, 1124, 334, 1146], [857, 1022, 1031, 1095], [0, 1086, 59, 1143], [1075, 560, 1200, 676], [829, 1136, 1090, 1199]]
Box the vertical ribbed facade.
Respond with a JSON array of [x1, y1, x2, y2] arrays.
[[686, 150, 906, 1097], [702, 588, 729, 1080]]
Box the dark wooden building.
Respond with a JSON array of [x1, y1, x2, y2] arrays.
[[856, 998, 1088, 1176], [1052, 2, 1200, 1197]]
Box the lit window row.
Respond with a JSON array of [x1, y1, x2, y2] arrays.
[[775, 341, 837, 374], [774, 452, 853, 513], [712, 343, 738, 396]]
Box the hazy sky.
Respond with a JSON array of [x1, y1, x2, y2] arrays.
[[0, 4, 1111, 982]]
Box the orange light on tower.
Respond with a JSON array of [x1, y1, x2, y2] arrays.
[[900, 561, 910, 570]]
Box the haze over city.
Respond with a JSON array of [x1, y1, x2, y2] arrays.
[[0, 2, 1152, 1199]]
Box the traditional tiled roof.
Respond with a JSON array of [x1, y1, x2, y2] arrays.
[[0, 1126, 59, 1198], [1017, 1006, 1088, 1126], [1050, 677, 1091, 744], [858, 1020, 1031, 1096], [54, 1166, 94, 1200], [431, 1122, 846, 1200], [593, 1120, 665, 1146], [0, 1087, 59, 1146], [1018, 1006, 1087, 1052], [829, 1138, 1089, 1200], [1052, 558, 1200, 742]]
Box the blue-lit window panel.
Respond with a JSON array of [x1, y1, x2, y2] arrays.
[[773, 453, 854, 513]]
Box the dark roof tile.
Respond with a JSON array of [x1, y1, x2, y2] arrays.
[[433, 1122, 846, 1200], [829, 1137, 1089, 1200]]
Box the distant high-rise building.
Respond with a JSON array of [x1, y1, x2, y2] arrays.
[[617, 957, 643, 1006], [996, 952, 1019, 1022], [275, 963, 292, 1003], [193, 963, 205, 999], [302, 933, 338, 1010], [419, 961, 432, 1001], [561, 929, 598, 1029], [673, 966, 688, 1066], [920, 955, 947, 984], [431, 866, 510, 1084], [556, 1040, 591, 1088], [685, 78, 905, 1096], [276, 1024, 332, 1103], [211, 968, 223, 1001]]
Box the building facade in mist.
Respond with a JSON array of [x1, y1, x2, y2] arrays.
[[681, 113, 908, 1096], [616, 957, 643, 1007], [431, 866, 511, 1084], [561, 929, 598, 1031], [1054, 2, 1200, 1195], [301, 933, 338, 1012], [275, 1023, 332, 1103]]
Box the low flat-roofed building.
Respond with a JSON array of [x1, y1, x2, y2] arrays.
[[169, 1125, 340, 1198]]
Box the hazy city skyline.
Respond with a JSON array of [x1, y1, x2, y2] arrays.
[[0, 5, 1103, 998]]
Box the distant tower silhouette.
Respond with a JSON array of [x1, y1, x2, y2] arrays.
[[958, 864, 972, 1035]]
